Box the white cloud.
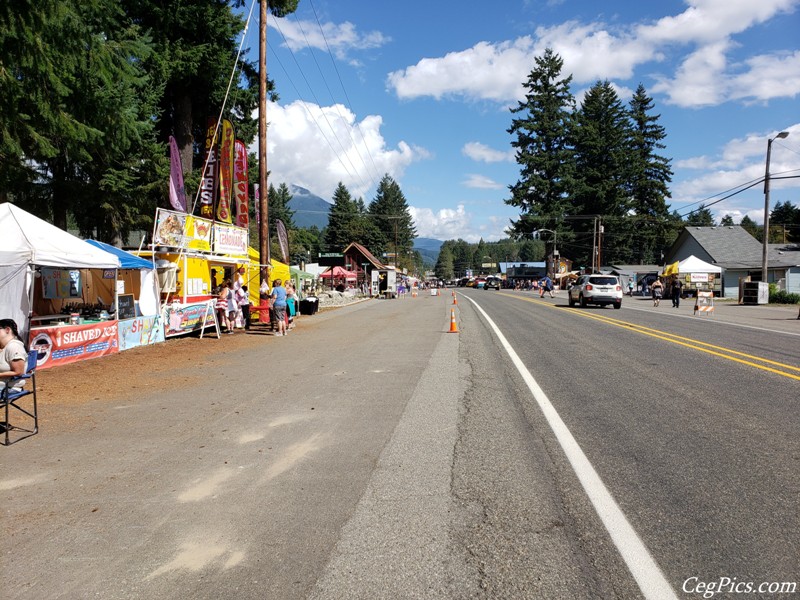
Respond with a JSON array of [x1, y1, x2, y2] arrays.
[[409, 204, 511, 242], [269, 17, 389, 60], [256, 100, 427, 199], [463, 174, 505, 190], [671, 123, 800, 221], [387, 1, 799, 108], [463, 142, 515, 163]]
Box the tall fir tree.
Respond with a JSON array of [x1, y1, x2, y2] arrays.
[[368, 174, 417, 269], [506, 48, 575, 243], [434, 244, 455, 280], [628, 84, 673, 264], [685, 205, 714, 226], [324, 182, 359, 252], [571, 80, 633, 266]]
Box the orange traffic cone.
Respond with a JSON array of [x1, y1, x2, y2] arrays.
[[448, 308, 459, 333], [452, 294, 458, 305]]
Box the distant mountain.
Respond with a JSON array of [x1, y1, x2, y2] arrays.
[[288, 185, 331, 229], [413, 237, 444, 266]]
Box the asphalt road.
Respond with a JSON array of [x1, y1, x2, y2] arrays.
[[2, 289, 798, 599], [456, 288, 799, 599]]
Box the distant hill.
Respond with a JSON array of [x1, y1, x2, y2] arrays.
[[288, 185, 331, 229], [413, 237, 444, 266]]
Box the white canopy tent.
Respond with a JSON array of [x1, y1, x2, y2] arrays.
[[0, 203, 120, 339], [678, 255, 722, 273]]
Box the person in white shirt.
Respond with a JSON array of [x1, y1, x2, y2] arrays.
[[0, 319, 27, 390]]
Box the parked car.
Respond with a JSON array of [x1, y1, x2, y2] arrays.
[[474, 277, 487, 289], [484, 276, 501, 290], [568, 274, 622, 309]]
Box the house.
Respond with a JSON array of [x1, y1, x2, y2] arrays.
[[665, 226, 800, 298]]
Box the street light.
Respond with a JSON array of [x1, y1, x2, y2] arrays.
[[762, 131, 789, 283], [535, 229, 558, 278]]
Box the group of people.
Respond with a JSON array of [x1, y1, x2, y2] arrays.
[[649, 276, 683, 308], [213, 268, 299, 336]]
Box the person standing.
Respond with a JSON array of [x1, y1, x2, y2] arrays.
[[237, 285, 252, 331], [0, 318, 27, 390], [271, 278, 288, 336], [225, 280, 237, 334], [539, 275, 555, 298], [671, 276, 683, 308], [651, 278, 663, 307]]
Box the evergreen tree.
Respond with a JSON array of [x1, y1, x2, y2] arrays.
[[268, 182, 295, 229], [770, 201, 800, 242], [324, 182, 359, 252], [571, 81, 634, 266], [434, 244, 455, 280], [348, 197, 383, 250], [627, 84, 673, 264], [720, 214, 735, 226], [368, 174, 417, 269], [450, 240, 474, 277], [1, 0, 161, 242], [740, 215, 761, 240], [506, 48, 575, 242], [685, 205, 714, 226]]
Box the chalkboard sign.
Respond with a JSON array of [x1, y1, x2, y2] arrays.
[[117, 294, 136, 320]]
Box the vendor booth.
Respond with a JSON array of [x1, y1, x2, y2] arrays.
[[86, 240, 164, 351], [0, 203, 122, 370], [664, 255, 722, 296]]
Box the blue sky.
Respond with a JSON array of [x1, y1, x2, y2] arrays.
[[242, 0, 799, 242]]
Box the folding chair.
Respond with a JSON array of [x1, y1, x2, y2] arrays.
[[1, 350, 39, 445]]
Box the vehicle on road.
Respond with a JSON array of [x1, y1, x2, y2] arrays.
[[568, 274, 622, 309], [474, 277, 487, 289], [484, 276, 501, 290]]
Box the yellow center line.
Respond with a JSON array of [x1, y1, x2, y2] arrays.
[[496, 291, 800, 381]]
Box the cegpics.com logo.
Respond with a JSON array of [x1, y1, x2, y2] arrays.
[[684, 577, 797, 598]]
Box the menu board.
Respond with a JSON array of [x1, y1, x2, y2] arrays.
[[117, 294, 136, 320]]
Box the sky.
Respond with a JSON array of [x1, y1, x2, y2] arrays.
[[240, 0, 800, 242]]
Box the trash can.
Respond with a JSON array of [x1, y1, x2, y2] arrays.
[[300, 297, 319, 315]]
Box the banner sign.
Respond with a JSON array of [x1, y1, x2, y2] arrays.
[[163, 301, 217, 338], [690, 273, 711, 283], [118, 316, 165, 351], [154, 208, 188, 248], [254, 183, 260, 224], [234, 139, 249, 228], [29, 321, 120, 370], [185, 215, 212, 252], [216, 119, 235, 223], [168, 135, 187, 212], [276, 219, 289, 263], [213, 222, 248, 255], [41, 268, 82, 299], [199, 118, 219, 218]]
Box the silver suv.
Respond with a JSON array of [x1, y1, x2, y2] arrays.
[[568, 274, 622, 309]]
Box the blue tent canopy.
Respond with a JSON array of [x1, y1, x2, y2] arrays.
[[86, 240, 153, 269]]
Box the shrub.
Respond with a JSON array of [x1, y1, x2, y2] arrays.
[[768, 285, 800, 304]]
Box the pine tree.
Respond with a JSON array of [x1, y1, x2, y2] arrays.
[[434, 244, 455, 280], [628, 84, 673, 264], [368, 174, 417, 269], [720, 214, 735, 226], [740, 215, 761, 240], [685, 205, 714, 226], [268, 182, 295, 229], [325, 182, 359, 252], [571, 81, 633, 266], [506, 48, 575, 241]]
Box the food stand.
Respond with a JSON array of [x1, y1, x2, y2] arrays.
[[0, 203, 122, 370]]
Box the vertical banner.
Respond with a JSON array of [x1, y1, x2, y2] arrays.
[[216, 119, 235, 223], [276, 219, 289, 263], [233, 139, 249, 228], [199, 118, 219, 218], [168, 135, 187, 212]]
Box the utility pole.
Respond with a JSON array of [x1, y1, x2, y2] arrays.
[[762, 131, 789, 283], [258, 0, 270, 285]]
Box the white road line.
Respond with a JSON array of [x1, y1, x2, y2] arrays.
[[622, 304, 800, 337], [463, 295, 678, 600]]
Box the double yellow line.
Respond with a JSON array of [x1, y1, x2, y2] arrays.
[[498, 292, 800, 381]]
